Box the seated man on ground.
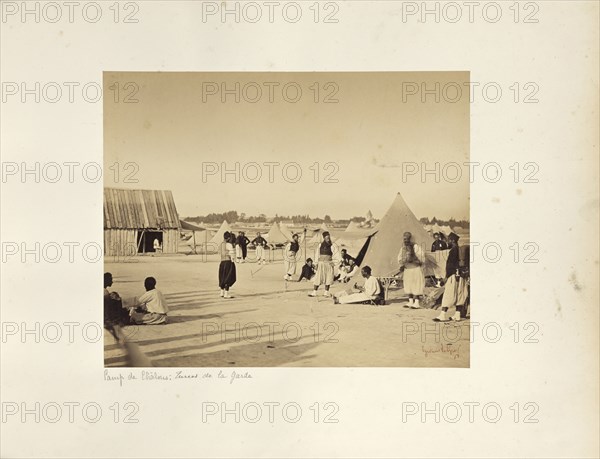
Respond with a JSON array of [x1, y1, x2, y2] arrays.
[[130, 276, 169, 325], [104, 272, 130, 335], [298, 258, 316, 281], [333, 266, 381, 304], [339, 258, 359, 283], [334, 249, 356, 281], [339, 249, 355, 267]]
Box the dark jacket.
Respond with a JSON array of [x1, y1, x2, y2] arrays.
[[298, 264, 316, 281], [445, 245, 460, 278], [236, 235, 250, 247], [251, 236, 267, 247], [431, 240, 448, 252]]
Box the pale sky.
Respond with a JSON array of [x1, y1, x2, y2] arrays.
[[104, 72, 469, 220]]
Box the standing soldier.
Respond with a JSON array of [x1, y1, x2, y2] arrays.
[[309, 232, 340, 297], [218, 232, 237, 299], [434, 233, 468, 322], [284, 233, 300, 281], [397, 231, 426, 308], [236, 231, 250, 263], [252, 232, 268, 265], [431, 232, 448, 286]]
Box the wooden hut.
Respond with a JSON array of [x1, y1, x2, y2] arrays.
[[104, 187, 181, 256]]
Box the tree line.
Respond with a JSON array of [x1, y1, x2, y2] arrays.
[[184, 211, 468, 228], [419, 216, 470, 229]]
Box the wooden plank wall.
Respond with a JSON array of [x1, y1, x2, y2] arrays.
[[162, 230, 178, 254], [104, 229, 137, 257]]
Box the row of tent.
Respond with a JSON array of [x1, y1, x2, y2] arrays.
[[182, 210, 379, 247], [179, 220, 335, 247]]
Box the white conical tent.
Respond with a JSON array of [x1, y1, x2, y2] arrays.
[[278, 222, 295, 241], [266, 222, 292, 245], [353, 192, 436, 278], [209, 220, 232, 244], [305, 222, 326, 244], [356, 210, 375, 228], [309, 231, 321, 245], [309, 222, 332, 244], [345, 221, 361, 232]]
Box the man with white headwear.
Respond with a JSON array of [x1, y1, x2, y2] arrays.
[[397, 231, 426, 309]]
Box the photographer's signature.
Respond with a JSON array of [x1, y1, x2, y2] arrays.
[[422, 343, 461, 360]]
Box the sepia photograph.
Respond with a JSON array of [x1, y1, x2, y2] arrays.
[[2, 1, 598, 457], [103, 71, 470, 367]]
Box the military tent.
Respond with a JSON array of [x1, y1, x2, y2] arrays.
[[345, 221, 362, 232], [352, 192, 437, 278], [180, 220, 206, 233], [360, 210, 377, 228], [179, 220, 208, 253], [209, 220, 232, 245], [266, 222, 292, 245], [278, 222, 296, 241], [308, 222, 332, 244]]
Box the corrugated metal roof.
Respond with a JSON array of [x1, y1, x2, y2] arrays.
[[104, 188, 180, 229]]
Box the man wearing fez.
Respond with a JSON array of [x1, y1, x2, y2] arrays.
[[309, 231, 340, 297], [284, 233, 301, 281], [434, 232, 468, 322]]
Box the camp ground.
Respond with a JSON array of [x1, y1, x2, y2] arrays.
[[104, 188, 470, 368]]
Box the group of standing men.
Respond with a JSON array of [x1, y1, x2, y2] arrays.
[[398, 230, 470, 321], [233, 231, 269, 265], [219, 227, 469, 319], [218, 230, 300, 298]]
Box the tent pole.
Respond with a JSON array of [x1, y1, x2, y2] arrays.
[[303, 227, 307, 263]]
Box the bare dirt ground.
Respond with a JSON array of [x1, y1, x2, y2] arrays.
[[104, 254, 469, 368]]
